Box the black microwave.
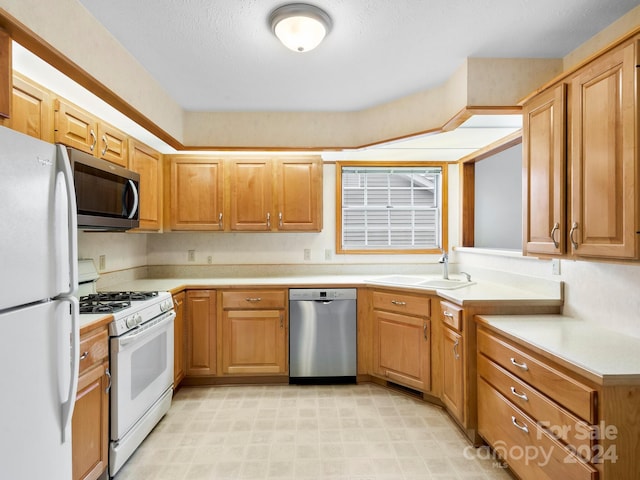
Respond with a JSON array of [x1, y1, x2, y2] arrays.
[[66, 147, 140, 230]]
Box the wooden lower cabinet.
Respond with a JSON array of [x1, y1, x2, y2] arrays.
[[185, 290, 217, 376], [172, 291, 186, 386], [442, 326, 464, 422], [371, 289, 431, 392], [220, 289, 288, 375], [72, 326, 109, 480]]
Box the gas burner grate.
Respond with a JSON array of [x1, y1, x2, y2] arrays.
[[79, 299, 131, 314], [85, 291, 159, 302]]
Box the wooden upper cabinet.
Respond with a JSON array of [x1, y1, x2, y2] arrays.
[[0, 29, 10, 120], [54, 98, 128, 167], [1, 73, 54, 141], [276, 157, 322, 231], [169, 156, 224, 231], [569, 41, 637, 259], [97, 122, 127, 167], [129, 139, 162, 231], [229, 159, 273, 231], [522, 84, 566, 256]]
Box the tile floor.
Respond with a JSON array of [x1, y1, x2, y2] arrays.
[[114, 383, 514, 480]]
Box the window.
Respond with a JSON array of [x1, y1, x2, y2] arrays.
[[337, 162, 447, 253]]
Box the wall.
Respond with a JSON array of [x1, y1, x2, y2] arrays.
[[146, 163, 449, 270], [474, 144, 522, 250], [452, 249, 640, 340]]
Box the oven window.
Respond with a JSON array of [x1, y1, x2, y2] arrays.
[[131, 333, 167, 399]]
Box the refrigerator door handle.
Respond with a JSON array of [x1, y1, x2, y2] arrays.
[[60, 296, 80, 443], [56, 145, 78, 296]]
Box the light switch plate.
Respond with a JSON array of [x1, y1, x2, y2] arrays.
[[551, 259, 561, 275]]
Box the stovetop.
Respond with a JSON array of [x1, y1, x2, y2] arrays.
[[79, 291, 161, 314], [80, 290, 173, 336]]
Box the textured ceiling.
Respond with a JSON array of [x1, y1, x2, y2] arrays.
[[75, 0, 640, 113]]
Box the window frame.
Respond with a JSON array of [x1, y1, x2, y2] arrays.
[[335, 161, 448, 254]]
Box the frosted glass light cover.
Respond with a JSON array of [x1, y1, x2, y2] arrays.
[[274, 15, 327, 52]]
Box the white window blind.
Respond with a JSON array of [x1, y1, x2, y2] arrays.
[[341, 166, 442, 251]]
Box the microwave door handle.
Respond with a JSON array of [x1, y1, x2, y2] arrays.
[[123, 179, 139, 219]]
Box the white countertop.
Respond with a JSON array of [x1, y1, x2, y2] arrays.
[[477, 315, 640, 385], [101, 274, 563, 307]]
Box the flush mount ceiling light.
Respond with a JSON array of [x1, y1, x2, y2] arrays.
[[269, 3, 332, 53]]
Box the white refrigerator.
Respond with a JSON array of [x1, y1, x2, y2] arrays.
[[0, 126, 80, 479]]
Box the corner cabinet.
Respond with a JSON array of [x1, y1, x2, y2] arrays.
[[371, 289, 431, 392], [440, 301, 465, 424], [220, 289, 288, 375], [72, 325, 109, 480], [523, 36, 639, 260], [129, 139, 162, 231]]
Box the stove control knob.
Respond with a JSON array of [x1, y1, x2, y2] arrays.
[[125, 316, 137, 329], [135, 313, 143, 326], [161, 300, 172, 312]]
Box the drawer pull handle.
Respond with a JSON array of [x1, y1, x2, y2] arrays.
[[453, 338, 460, 360], [391, 300, 406, 306], [510, 357, 528, 371], [79, 351, 89, 360], [511, 416, 529, 434], [550, 222, 560, 248], [218, 212, 223, 229], [245, 297, 262, 302], [423, 322, 428, 340], [443, 311, 454, 319], [510, 386, 528, 401]]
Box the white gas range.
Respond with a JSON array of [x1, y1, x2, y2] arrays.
[[78, 260, 175, 478]]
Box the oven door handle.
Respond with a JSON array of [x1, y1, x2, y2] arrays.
[[116, 311, 175, 350]]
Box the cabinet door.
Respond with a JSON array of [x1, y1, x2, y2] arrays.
[[221, 309, 287, 374], [54, 99, 98, 155], [0, 29, 9, 119], [570, 41, 637, 259], [522, 84, 566, 256], [72, 362, 109, 480], [373, 310, 430, 391], [229, 159, 272, 231], [186, 290, 217, 376], [172, 292, 186, 386], [2, 74, 54, 141], [276, 157, 323, 231], [97, 122, 128, 167], [129, 140, 162, 231], [170, 157, 224, 231], [442, 327, 464, 424]]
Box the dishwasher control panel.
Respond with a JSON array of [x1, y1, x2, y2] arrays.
[[289, 288, 357, 301]]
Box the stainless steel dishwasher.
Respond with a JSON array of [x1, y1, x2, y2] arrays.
[[289, 288, 357, 384]]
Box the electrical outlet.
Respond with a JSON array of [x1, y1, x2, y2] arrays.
[[304, 249, 311, 261], [188, 249, 195, 262], [98, 255, 106, 271], [207, 256, 213, 264], [324, 249, 332, 261], [551, 258, 561, 275]]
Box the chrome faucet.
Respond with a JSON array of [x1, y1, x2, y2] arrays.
[[439, 250, 449, 280]]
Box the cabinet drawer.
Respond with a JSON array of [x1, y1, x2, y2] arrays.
[[372, 290, 430, 317], [222, 290, 286, 309], [478, 378, 598, 480], [440, 301, 462, 331], [477, 328, 596, 423], [79, 327, 108, 374], [478, 354, 596, 457]]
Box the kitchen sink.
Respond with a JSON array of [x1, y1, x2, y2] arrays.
[[418, 279, 475, 290], [368, 275, 475, 290]]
